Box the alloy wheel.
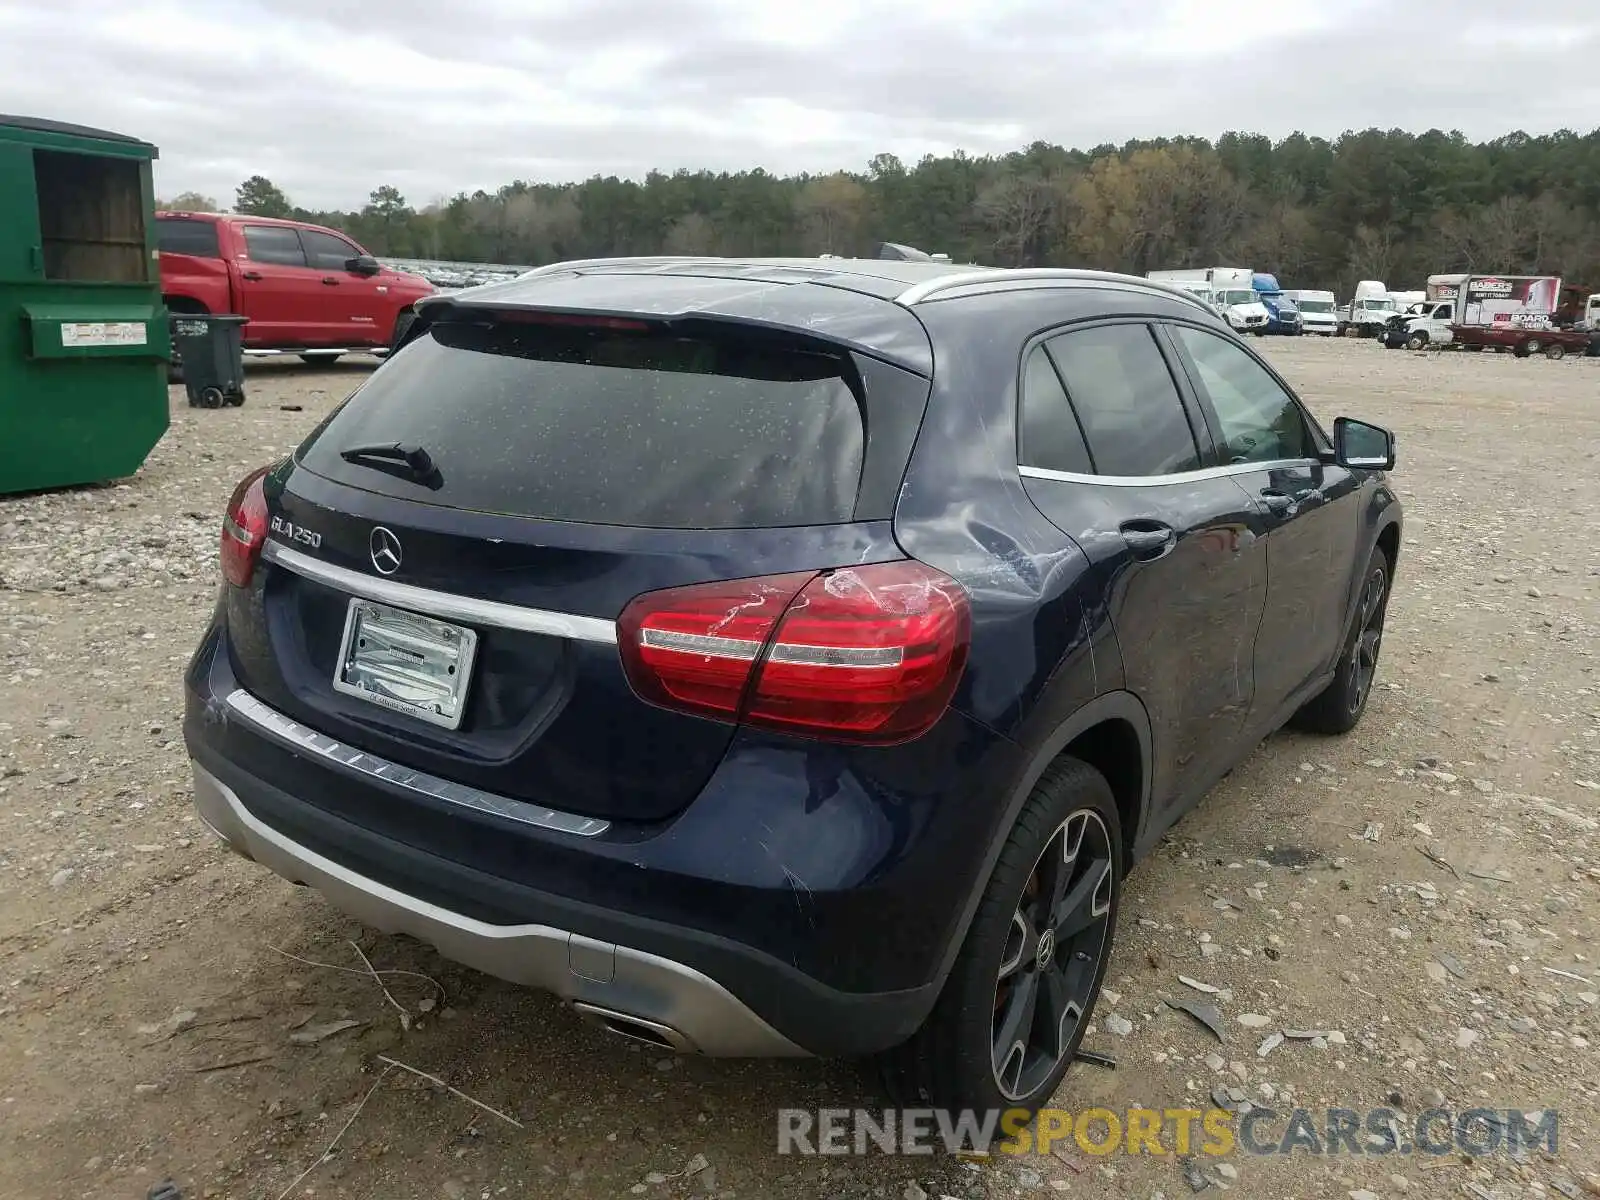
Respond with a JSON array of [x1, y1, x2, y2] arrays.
[[1347, 566, 1388, 714], [991, 809, 1115, 1101]]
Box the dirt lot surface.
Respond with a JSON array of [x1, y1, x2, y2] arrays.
[[2, 341, 1598, 1200]]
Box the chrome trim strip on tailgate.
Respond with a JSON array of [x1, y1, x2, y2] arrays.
[[223, 688, 610, 838], [262, 540, 619, 645]]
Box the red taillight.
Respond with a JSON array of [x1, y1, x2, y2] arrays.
[[617, 562, 971, 744], [219, 466, 271, 587]]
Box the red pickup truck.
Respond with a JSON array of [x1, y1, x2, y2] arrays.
[[157, 212, 434, 365]]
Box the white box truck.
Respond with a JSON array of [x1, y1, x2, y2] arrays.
[[1282, 289, 1339, 335]]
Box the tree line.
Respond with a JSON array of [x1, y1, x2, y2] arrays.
[[159, 127, 1600, 293]]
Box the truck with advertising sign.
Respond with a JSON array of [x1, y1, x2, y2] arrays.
[[1416, 273, 1592, 358]]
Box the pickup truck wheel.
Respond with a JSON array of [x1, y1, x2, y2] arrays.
[[1406, 331, 1429, 350], [389, 311, 416, 351], [299, 352, 342, 366], [1544, 343, 1566, 360], [1291, 552, 1389, 735], [878, 757, 1121, 1127]]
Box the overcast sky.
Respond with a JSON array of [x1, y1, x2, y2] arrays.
[[3, 0, 1597, 211]]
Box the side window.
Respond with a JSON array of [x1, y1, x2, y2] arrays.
[[1172, 326, 1313, 464], [301, 229, 361, 270], [1044, 324, 1201, 477], [1018, 345, 1093, 475], [156, 217, 221, 258], [1434, 303, 1452, 320], [242, 225, 307, 267]]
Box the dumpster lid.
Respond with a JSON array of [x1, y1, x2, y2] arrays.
[[0, 113, 152, 147]]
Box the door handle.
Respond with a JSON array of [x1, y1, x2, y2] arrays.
[[1260, 489, 1294, 514], [241, 270, 263, 281], [1120, 522, 1177, 559], [321, 276, 341, 286]]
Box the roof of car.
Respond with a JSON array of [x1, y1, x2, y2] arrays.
[[448, 256, 1212, 307], [421, 257, 1216, 376]]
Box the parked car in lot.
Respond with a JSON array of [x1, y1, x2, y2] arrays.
[[184, 258, 1402, 1120], [158, 211, 434, 367]]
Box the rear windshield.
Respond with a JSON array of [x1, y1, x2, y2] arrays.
[[297, 319, 866, 528], [157, 217, 221, 258]]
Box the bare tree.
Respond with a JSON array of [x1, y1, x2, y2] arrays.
[[795, 174, 866, 254], [974, 174, 1059, 266], [663, 213, 718, 256], [1348, 224, 1399, 281]]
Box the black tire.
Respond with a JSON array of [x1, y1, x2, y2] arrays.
[[198, 386, 225, 409], [1406, 331, 1428, 350], [1291, 552, 1390, 735], [1544, 343, 1565, 361], [224, 390, 246, 407], [389, 310, 416, 352], [879, 758, 1121, 1128], [299, 352, 343, 366]]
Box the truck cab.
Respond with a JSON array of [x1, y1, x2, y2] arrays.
[[1282, 289, 1338, 335], [1400, 300, 1456, 348], [1340, 281, 1398, 338], [1250, 273, 1301, 335]]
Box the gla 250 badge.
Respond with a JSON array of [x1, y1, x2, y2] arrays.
[[269, 515, 321, 549]]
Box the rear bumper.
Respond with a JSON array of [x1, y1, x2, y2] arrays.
[[192, 761, 800, 1056], [184, 624, 1024, 1057]]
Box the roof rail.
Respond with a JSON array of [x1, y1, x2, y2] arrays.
[[515, 255, 729, 278], [894, 267, 1217, 315]]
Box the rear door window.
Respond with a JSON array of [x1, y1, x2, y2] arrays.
[[243, 225, 307, 267], [156, 217, 221, 258], [1018, 345, 1093, 475], [297, 320, 867, 528], [1044, 323, 1201, 477]]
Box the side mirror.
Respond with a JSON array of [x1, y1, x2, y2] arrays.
[[347, 255, 381, 276], [1334, 417, 1395, 470]]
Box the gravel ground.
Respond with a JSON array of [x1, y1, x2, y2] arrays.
[[2, 342, 1598, 1200]]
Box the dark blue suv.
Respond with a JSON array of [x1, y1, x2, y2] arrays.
[[185, 257, 1401, 1119]]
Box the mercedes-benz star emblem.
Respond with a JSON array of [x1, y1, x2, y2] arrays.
[[369, 526, 402, 576], [1035, 928, 1056, 970]]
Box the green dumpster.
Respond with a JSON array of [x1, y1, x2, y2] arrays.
[[0, 115, 168, 495]]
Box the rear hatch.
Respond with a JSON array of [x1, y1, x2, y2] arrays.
[[226, 308, 924, 823]]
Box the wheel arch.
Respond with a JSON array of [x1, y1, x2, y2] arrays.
[[163, 293, 210, 315], [933, 691, 1153, 986]]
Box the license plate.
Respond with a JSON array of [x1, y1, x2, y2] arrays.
[[333, 599, 478, 730]]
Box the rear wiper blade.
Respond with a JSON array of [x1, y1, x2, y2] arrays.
[[340, 441, 435, 474], [337, 442, 442, 489]]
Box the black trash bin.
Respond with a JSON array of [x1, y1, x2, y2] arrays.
[[170, 313, 247, 408]]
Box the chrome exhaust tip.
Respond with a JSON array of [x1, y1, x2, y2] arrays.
[[572, 1002, 697, 1054]]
